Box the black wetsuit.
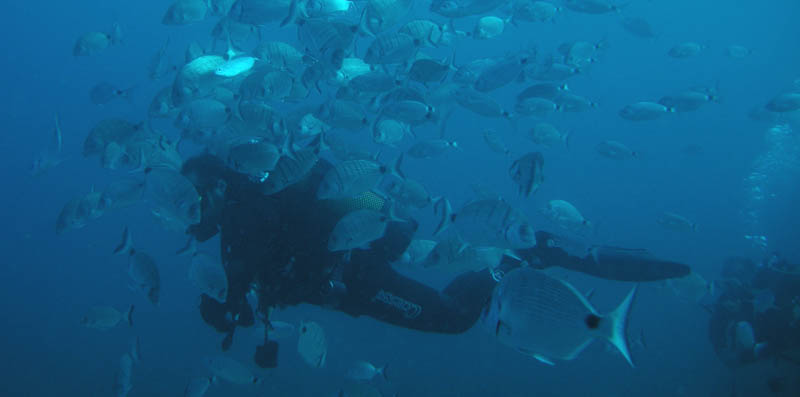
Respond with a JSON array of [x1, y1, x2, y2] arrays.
[[181, 154, 691, 367]]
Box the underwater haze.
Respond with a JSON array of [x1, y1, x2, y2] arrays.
[[1, 0, 800, 396]]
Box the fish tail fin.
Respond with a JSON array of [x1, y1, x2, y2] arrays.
[[176, 236, 197, 256], [564, 130, 572, 151], [433, 197, 452, 237], [357, 7, 375, 38], [113, 226, 133, 255], [389, 153, 406, 180], [281, 0, 300, 27], [437, 108, 454, 138], [381, 364, 389, 381], [126, 304, 135, 327], [603, 285, 637, 368], [283, 130, 297, 160]]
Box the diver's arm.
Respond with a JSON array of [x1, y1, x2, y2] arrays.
[[328, 259, 497, 334], [517, 231, 691, 282]]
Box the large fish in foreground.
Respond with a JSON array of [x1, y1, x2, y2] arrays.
[[481, 267, 637, 367]]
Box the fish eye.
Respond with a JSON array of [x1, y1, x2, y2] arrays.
[[584, 314, 600, 329]]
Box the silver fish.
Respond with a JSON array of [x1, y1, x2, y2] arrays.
[[189, 252, 229, 303], [215, 56, 258, 77], [364, 33, 420, 65], [407, 57, 452, 85], [130, 336, 141, 363], [563, 0, 622, 14], [80, 305, 134, 330], [517, 83, 569, 103], [455, 86, 510, 118], [176, 98, 231, 133], [541, 199, 591, 233], [473, 16, 507, 40], [423, 238, 506, 275], [620, 17, 656, 38], [183, 377, 212, 397], [113, 353, 134, 397], [515, 97, 559, 117], [297, 321, 328, 368], [162, 0, 209, 25], [380, 100, 435, 126], [346, 361, 388, 381], [260, 140, 322, 195], [481, 130, 510, 156], [434, 197, 536, 249], [527, 122, 570, 148], [512, 0, 560, 23], [658, 88, 719, 112], [253, 41, 307, 70], [766, 92, 800, 113], [406, 139, 457, 159], [226, 138, 286, 183], [657, 212, 697, 232], [350, 71, 401, 93], [204, 356, 260, 384], [31, 114, 64, 177], [398, 239, 437, 266], [553, 92, 596, 112], [128, 250, 161, 306], [317, 157, 401, 199], [481, 267, 637, 366], [474, 53, 530, 92], [146, 169, 202, 231], [365, 0, 414, 34], [430, 0, 507, 18], [89, 82, 134, 106], [596, 140, 636, 159], [386, 178, 432, 209], [373, 118, 412, 146], [148, 37, 175, 81], [668, 42, 705, 58], [315, 99, 370, 130], [618, 101, 674, 121], [100, 177, 147, 210], [73, 30, 118, 56], [328, 209, 392, 252], [509, 152, 544, 197]]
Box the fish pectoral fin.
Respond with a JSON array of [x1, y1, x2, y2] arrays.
[[532, 354, 555, 366], [515, 348, 555, 365]]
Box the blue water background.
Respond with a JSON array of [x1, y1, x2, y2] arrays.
[[1, 0, 799, 395]]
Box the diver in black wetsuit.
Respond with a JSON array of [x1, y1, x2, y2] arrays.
[[708, 255, 800, 369], [181, 153, 691, 369]]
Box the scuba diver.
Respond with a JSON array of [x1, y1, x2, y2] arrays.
[[708, 255, 800, 368], [181, 152, 691, 369]]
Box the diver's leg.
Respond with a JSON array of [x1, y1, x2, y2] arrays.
[[527, 231, 691, 281], [324, 260, 499, 334]]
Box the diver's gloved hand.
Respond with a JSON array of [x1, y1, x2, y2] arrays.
[[199, 294, 235, 333], [254, 340, 279, 369], [187, 222, 219, 242]]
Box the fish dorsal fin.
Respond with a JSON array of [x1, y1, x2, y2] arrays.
[[559, 277, 599, 315], [53, 114, 63, 154], [113, 226, 133, 256]]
